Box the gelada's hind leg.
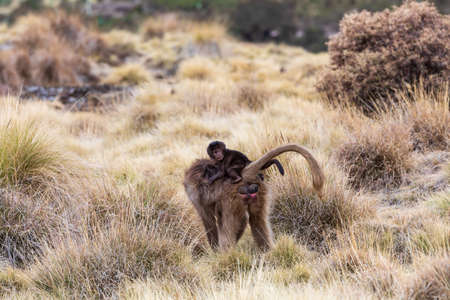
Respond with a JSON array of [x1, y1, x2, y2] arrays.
[[248, 201, 273, 250], [235, 212, 249, 243]]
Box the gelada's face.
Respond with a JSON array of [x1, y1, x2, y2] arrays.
[[213, 148, 224, 161]]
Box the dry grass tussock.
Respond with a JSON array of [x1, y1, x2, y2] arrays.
[[178, 57, 219, 81], [337, 120, 413, 191], [0, 99, 82, 191], [0, 120, 65, 188], [191, 22, 227, 44], [336, 85, 448, 192], [103, 64, 151, 85], [271, 159, 374, 251], [0, 10, 448, 300], [396, 86, 449, 152]]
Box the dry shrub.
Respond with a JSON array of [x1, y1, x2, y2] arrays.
[[0, 12, 101, 89], [45, 11, 105, 55], [0, 102, 89, 266], [31, 226, 201, 299], [271, 161, 371, 252], [0, 46, 92, 89], [116, 84, 174, 134], [378, 86, 450, 153], [337, 85, 448, 193], [337, 122, 413, 191], [14, 11, 103, 56], [317, 1, 449, 111], [30, 47, 93, 87], [14, 50, 32, 83], [405, 258, 450, 300]]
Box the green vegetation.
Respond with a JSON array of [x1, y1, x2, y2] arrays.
[[0, 120, 62, 188]]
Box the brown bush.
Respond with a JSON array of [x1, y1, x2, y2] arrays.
[[0, 12, 102, 90], [15, 11, 104, 57], [316, 1, 450, 112], [31, 48, 92, 87], [46, 11, 105, 55]]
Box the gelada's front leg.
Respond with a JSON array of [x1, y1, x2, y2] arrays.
[[192, 201, 218, 249], [227, 167, 242, 183]]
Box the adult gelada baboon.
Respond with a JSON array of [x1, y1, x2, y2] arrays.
[[184, 144, 324, 251]]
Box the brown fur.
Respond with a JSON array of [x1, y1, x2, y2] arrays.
[[205, 140, 285, 184], [184, 144, 324, 251], [206, 141, 251, 184], [184, 159, 272, 250]]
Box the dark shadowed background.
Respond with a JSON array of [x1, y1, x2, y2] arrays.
[[1, 0, 449, 52]]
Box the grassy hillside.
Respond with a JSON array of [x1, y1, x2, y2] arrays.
[[0, 8, 448, 300]]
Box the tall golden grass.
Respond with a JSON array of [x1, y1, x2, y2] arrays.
[[0, 11, 448, 300]]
